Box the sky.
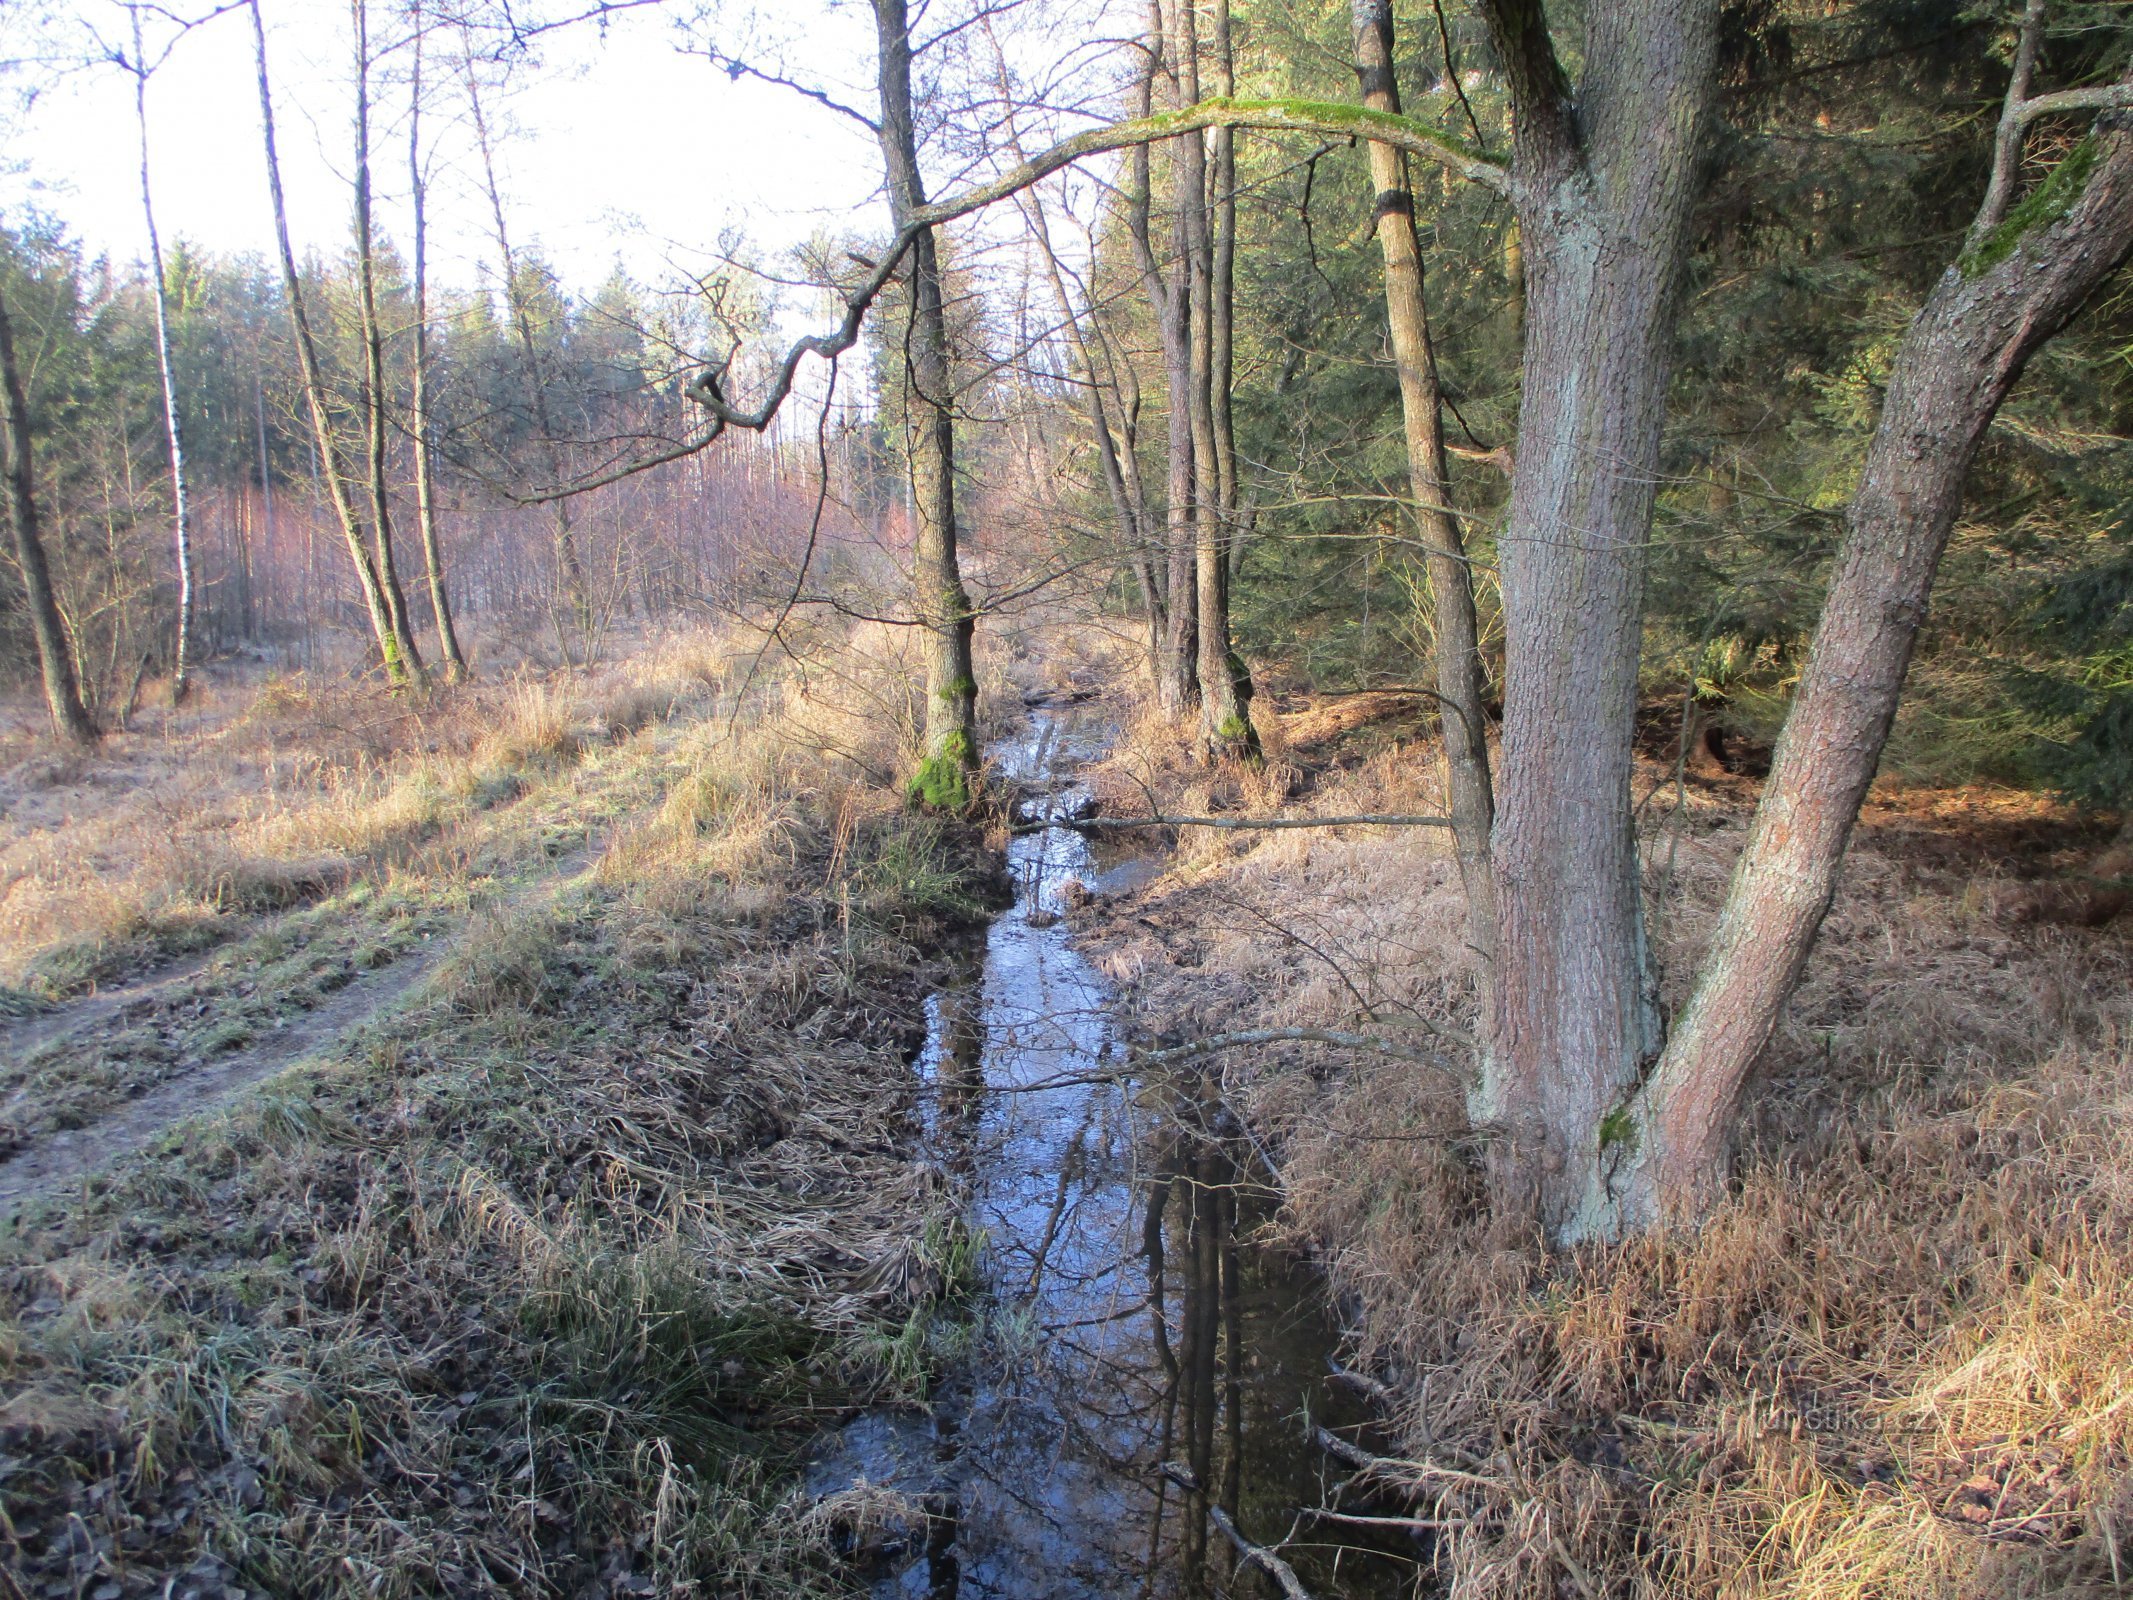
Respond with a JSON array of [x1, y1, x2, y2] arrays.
[[1, 0, 893, 298]]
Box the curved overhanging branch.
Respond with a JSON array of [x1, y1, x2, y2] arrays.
[[518, 95, 1506, 503]]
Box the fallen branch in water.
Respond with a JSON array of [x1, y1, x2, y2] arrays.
[[1161, 1463, 1315, 1600], [1326, 1364, 1403, 1412], [1302, 1506, 1456, 1533], [1311, 1425, 1505, 1490], [1009, 811, 1453, 836]]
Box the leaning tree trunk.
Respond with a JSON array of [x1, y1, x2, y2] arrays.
[[0, 280, 96, 745], [1622, 92, 2133, 1230], [1194, 0, 1257, 760], [248, 0, 418, 689], [1474, 0, 1721, 1245], [131, 9, 195, 706], [875, 0, 980, 807], [408, 0, 467, 683], [1352, 0, 1497, 995]]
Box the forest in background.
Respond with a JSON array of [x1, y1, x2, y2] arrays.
[[2, 0, 2132, 1596], [3, 0, 2130, 803]]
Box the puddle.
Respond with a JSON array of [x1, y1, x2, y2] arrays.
[[810, 703, 1417, 1598]]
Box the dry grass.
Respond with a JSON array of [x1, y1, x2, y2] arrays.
[[0, 631, 735, 1004], [1081, 685, 2133, 1600], [0, 628, 997, 1598]]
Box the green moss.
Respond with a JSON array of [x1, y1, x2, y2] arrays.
[[906, 730, 977, 812], [1217, 714, 1252, 742], [1599, 1104, 1641, 1153], [1960, 134, 2099, 279]]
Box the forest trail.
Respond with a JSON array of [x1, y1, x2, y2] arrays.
[[0, 943, 231, 1070], [0, 835, 608, 1210]]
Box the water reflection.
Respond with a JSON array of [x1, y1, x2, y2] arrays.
[[811, 707, 1415, 1599]]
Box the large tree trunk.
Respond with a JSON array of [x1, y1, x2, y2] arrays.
[[248, 0, 420, 690], [1194, 0, 1257, 761], [1624, 89, 2133, 1229], [0, 280, 96, 745], [130, 7, 194, 706], [1351, 0, 1498, 996], [1474, 0, 1719, 1244], [408, 0, 467, 683], [350, 0, 423, 678], [874, 0, 980, 806]]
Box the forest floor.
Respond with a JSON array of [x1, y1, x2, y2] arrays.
[[7, 630, 2128, 1600], [1074, 682, 2133, 1600], [0, 622, 1047, 1599]]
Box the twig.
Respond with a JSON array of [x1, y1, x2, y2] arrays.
[[1161, 1463, 1315, 1600], [1310, 1425, 1502, 1489], [1010, 811, 1454, 836], [1142, 1028, 1468, 1083], [1302, 1507, 1454, 1532]]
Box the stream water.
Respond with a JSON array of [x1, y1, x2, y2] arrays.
[[810, 703, 1415, 1599]]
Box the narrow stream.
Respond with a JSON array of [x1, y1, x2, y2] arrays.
[[811, 703, 1415, 1599]]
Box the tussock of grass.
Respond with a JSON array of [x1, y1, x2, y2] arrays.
[[1084, 685, 2133, 1600]]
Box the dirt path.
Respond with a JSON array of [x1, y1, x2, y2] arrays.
[[0, 843, 606, 1213], [0, 943, 237, 1070]]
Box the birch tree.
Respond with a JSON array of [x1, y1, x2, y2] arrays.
[[113, 2, 205, 703]]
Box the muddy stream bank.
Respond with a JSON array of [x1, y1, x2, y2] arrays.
[[809, 702, 1414, 1599]]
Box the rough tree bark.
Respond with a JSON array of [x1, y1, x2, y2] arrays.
[[1194, 0, 1257, 760], [874, 0, 980, 807], [408, 0, 467, 683], [0, 278, 96, 745], [1351, 0, 1497, 995], [127, 4, 195, 706], [1471, 0, 1721, 1244], [350, 0, 424, 678], [1622, 36, 2133, 1230], [248, 0, 420, 689]]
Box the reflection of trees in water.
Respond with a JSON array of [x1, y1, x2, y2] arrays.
[[1142, 1092, 1254, 1599], [930, 984, 984, 1175]]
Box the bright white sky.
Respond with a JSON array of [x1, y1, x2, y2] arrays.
[[3, 1, 892, 297]]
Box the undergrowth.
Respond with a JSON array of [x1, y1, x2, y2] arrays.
[[0, 652, 999, 1599], [1085, 686, 2133, 1600]]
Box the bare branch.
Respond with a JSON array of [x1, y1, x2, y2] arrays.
[[1140, 1026, 1468, 1084], [1974, 0, 2050, 240], [1159, 1464, 1316, 1600], [525, 93, 1508, 500], [698, 48, 880, 131], [1013, 810, 1455, 835]]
